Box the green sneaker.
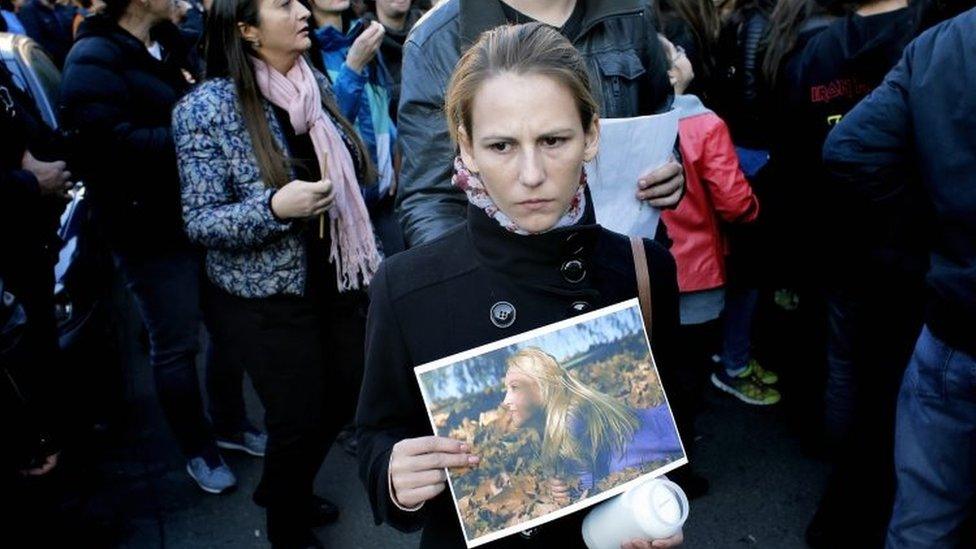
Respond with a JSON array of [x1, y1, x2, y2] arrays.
[[711, 369, 781, 406], [774, 289, 800, 311], [747, 359, 778, 385]]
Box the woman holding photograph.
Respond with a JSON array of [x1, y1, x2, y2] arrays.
[[502, 348, 683, 500], [356, 23, 683, 549], [172, 0, 380, 546]]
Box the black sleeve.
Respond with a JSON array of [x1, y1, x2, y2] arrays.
[[740, 13, 767, 110], [641, 6, 676, 114], [355, 264, 431, 532]]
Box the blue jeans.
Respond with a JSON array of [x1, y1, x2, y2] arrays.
[[115, 249, 245, 458], [887, 325, 976, 548], [720, 287, 759, 375]]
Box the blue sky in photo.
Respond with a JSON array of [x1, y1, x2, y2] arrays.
[[421, 306, 645, 402]]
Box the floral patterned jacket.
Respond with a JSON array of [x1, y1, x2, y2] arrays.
[[173, 73, 353, 298]]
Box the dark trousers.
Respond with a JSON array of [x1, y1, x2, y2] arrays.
[[671, 320, 721, 448], [204, 282, 366, 546], [816, 282, 923, 545], [114, 248, 244, 458]]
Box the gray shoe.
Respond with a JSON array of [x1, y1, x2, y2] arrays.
[[216, 429, 267, 457], [186, 455, 237, 494]]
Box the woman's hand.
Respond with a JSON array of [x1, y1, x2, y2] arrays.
[[346, 21, 385, 74], [547, 477, 571, 506], [635, 158, 684, 209], [389, 436, 479, 509], [621, 531, 683, 549], [270, 179, 334, 219]]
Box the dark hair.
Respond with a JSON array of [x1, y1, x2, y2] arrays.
[[101, 0, 131, 20], [444, 23, 598, 146], [205, 0, 374, 188], [761, 0, 840, 88], [657, 0, 721, 80]]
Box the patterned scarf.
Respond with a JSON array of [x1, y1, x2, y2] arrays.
[[451, 157, 587, 235]]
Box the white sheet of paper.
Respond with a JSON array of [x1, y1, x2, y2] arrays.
[[586, 110, 679, 238]]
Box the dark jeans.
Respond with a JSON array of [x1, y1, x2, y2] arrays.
[[720, 287, 759, 375], [887, 326, 976, 548], [114, 249, 244, 458], [204, 282, 366, 546], [815, 284, 923, 544]]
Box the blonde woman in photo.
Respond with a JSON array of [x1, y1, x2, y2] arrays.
[[502, 348, 682, 503]]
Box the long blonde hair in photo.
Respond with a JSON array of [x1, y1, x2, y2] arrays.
[[506, 348, 639, 474]]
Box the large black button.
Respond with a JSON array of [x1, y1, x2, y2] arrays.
[[560, 259, 586, 283], [490, 301, 516, 328]]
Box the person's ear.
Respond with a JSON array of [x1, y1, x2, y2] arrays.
[[458, 125, 480, 173], [238, 22, 262, 49], [583, 115, 600, 163]]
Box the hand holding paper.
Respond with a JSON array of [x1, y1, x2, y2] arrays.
[[586, 110, 680, 239], [636, 160, 684, 207]]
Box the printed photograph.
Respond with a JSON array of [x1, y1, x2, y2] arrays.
[[415, 300, 687, 547]]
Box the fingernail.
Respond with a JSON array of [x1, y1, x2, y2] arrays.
[[459, 443, 469, 452], [468, 455, 479, 464]]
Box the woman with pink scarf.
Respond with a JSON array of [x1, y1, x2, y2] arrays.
[[172, 0, 380, 545]]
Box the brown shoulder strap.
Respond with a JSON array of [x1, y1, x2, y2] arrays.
[[630, 235, 653, 338]]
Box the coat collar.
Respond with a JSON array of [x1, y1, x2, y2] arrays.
[[465, 191, 604, 297], [459, 0, 646, 48]]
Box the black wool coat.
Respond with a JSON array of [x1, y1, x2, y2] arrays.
[[356, 202, 681, 549]]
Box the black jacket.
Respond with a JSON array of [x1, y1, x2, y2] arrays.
[[356, 201, 681, 548], [60, 16, 195, 255], [713, 7, 772, 149], [17, 0, 76, 68], [823, 8, 976, 357], [395, 0, 674, 247], [362, 7, 425, 122]]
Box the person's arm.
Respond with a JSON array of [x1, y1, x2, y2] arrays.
[[822, 47, 915, 206], [331, 61, 368, 122], [696, 116, 760, 223], [740, 12, 768, 112], [172, 97, 294, 251], [355, 264, 431, 531], [395, 38, 467, 246]]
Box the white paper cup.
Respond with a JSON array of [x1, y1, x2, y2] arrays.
[[582, 478, 689, 549]]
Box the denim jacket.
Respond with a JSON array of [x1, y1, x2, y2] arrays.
[[173, 72, 352, 298]]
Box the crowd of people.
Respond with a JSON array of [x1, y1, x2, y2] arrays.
[[1, 0, 973, 547]]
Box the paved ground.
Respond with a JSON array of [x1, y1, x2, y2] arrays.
[[72, 297, 829, 548]]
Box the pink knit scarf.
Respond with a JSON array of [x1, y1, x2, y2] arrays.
[[251, 56, 380, 291]]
